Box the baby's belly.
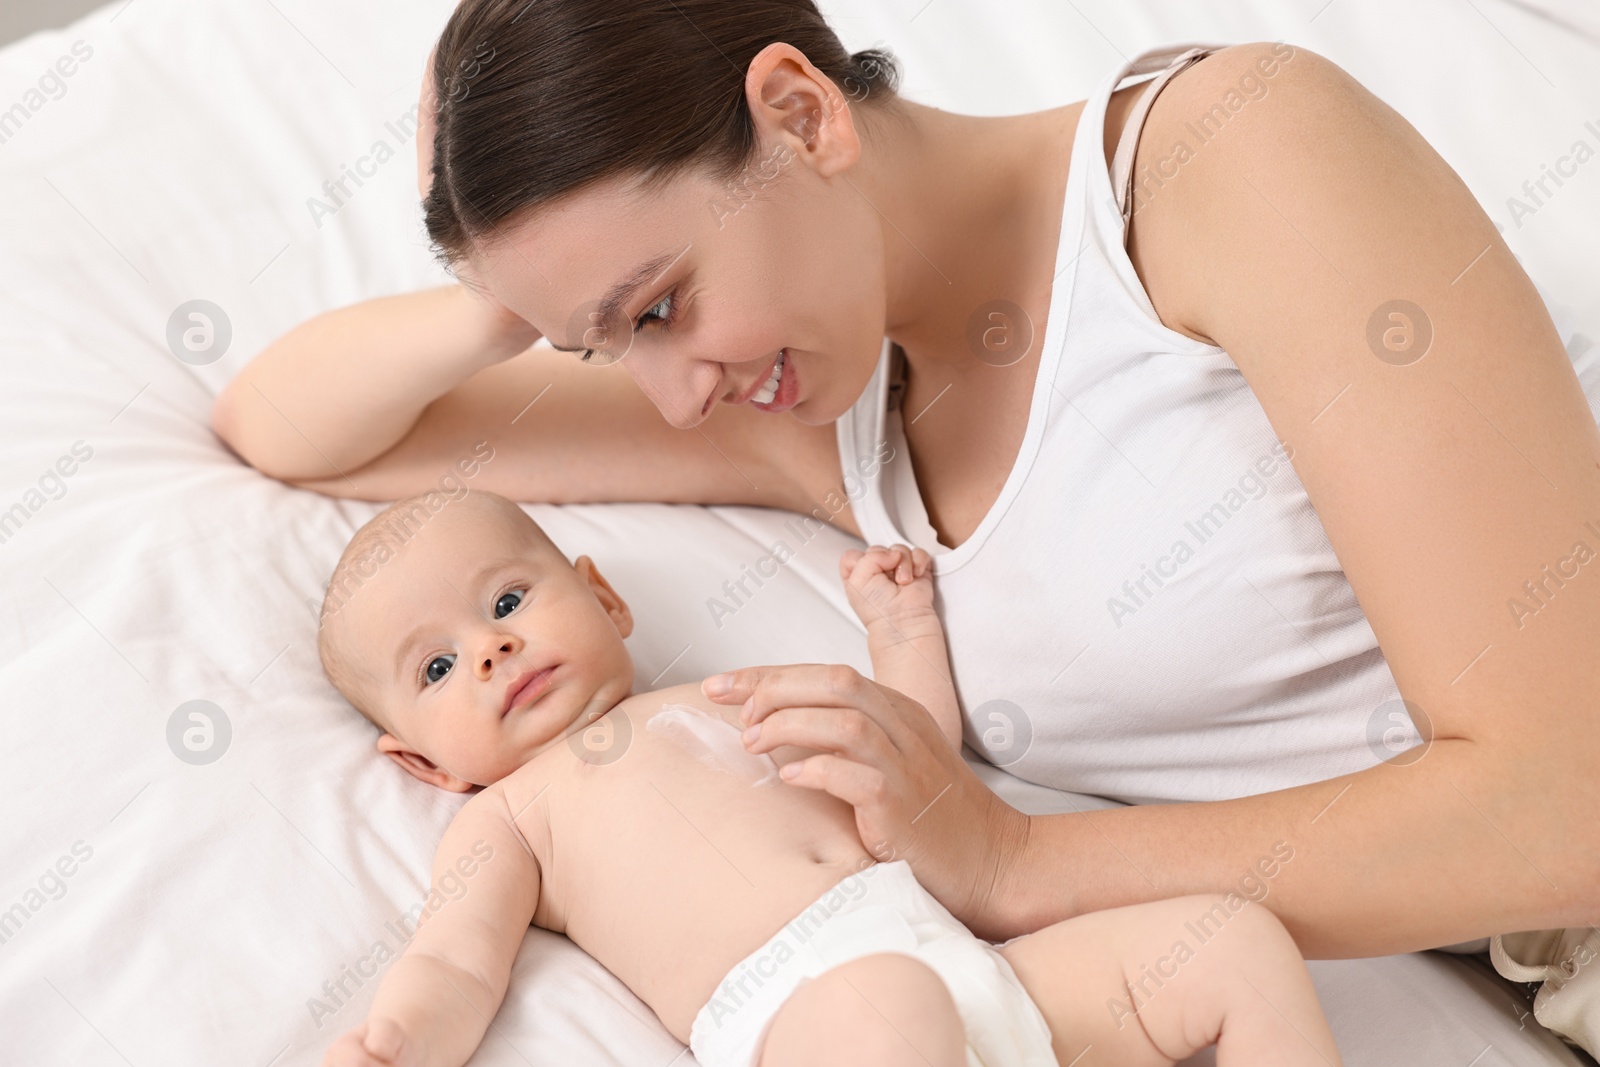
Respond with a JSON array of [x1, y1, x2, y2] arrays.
[[522, 687, 877, 1042]]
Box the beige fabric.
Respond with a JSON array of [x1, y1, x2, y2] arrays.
[[1491, 928, 1600, 1057], [1109, 45, 1222, 245]]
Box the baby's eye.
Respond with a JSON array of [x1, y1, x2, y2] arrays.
[[424, 654, 456, 685], [493, 590, 523, 619]]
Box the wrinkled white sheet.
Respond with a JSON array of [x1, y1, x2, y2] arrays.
[[0, 0, 1595, 1064]]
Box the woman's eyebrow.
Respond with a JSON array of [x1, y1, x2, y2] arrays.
[[549, 249, 682, 351]]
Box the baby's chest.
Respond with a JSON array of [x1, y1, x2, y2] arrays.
[[522, 704, 862, 906]]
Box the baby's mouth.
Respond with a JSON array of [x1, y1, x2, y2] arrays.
[[504, 665, 558, 717]]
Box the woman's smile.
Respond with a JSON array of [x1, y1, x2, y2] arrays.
[[748, 348, 795, 412], [708, 348, 798, 416]]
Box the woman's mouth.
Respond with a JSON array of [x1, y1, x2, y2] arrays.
[[750, 349, 798, 413]]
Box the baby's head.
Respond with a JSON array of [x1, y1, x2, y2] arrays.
[[317, 490, 635, 791]]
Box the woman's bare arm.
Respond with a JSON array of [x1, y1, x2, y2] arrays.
[[210, 284, 540, 481], [995, 43, 1600, 957], [284, 336, 852, 523]]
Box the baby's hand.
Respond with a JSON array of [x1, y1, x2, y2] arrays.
[[839, 544, 936, 631], [323, 1019, 414, 1067]]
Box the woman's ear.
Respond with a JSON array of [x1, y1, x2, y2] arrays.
[[744, 41, 862, 178], [572, 554, 634, 638], [376, 733, 475, 793]]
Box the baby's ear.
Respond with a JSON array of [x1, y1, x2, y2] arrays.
[[376, 734, 474, 793], [573, 555, 634, 638]]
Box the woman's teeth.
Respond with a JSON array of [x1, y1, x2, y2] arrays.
[[752, 350, 785, 405]]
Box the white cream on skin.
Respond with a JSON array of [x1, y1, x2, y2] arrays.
[[646, 703, 781, 786]]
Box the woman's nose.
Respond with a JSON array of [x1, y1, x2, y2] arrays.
[[627, 358, 717, 429]]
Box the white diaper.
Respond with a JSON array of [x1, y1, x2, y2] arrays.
[[689, 860, 1057, 1067]]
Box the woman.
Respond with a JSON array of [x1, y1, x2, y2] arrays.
[[213, 0, 1599, 973]]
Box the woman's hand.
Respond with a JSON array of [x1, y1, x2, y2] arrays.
[[702, 664, 1035, 940]]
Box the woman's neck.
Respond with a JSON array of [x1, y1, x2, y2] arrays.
[[851, 98, 1081, 373]]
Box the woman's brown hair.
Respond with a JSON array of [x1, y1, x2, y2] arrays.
[[422, 0, 901, 266]]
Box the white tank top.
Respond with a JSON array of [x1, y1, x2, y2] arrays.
[[835, 44, 1410, 805]]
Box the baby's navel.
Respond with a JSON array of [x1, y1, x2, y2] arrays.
[[645, 703, 782, 787]]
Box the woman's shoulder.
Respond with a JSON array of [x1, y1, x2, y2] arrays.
[[1124, 40, 1403, 345]]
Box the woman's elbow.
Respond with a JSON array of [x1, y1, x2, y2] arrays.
[[209, 382, 309, 482]]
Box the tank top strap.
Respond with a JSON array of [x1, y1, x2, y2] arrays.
[[1108, 45, 1224, 245]]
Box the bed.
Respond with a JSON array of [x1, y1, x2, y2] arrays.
[[2, 0, 1597, 1063]]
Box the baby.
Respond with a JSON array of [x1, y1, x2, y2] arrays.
[[319, 489, 1342, 1067]]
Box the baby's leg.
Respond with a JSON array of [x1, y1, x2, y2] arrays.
[[758, 952, 967, 1067], [998, 894, 1342, 1067]]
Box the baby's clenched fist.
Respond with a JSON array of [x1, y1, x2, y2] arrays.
[[839, 544, 936, 629]]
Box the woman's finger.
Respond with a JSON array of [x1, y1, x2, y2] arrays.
[[707, 665, 912, 742], [743, 702, 899, 763], [704, 663, 868, 715], [777, 752, 887, 806]]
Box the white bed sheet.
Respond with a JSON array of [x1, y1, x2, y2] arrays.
[[0, 1, 1594, 1064]]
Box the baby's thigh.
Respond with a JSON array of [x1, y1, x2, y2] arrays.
[[758, 952, 967, 1067], [998, 894, 1287, 1067]]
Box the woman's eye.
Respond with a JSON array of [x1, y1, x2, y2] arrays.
[[634, 292, 674, 332], [580, 291, 675, 363], [424, 654, 456, 685], [493, 590, 523, 618]]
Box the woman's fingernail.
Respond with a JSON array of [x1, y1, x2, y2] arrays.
[[703, 673, 732, 696], [780, 761, 801, 779], [743, 725, 760, 744]]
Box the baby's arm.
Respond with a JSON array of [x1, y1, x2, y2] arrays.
[[840, 545, 962, 750], [323, 789, 539, 1067]]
